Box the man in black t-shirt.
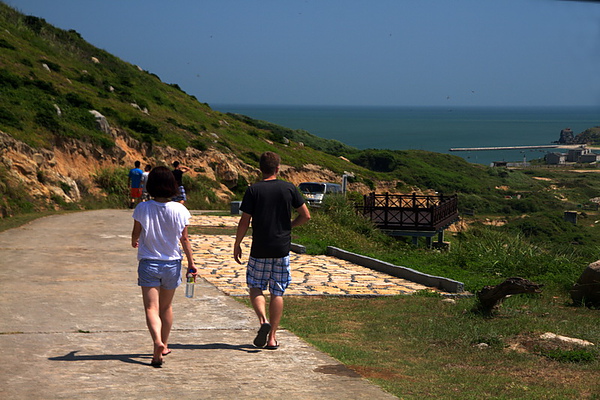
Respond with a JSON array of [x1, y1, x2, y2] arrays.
[[234, 152, 311, 349], [171, 161, 190, 204]]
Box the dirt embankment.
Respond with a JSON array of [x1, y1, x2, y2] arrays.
[[0, 128, 408, 214]]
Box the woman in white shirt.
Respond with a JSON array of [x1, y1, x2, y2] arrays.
[[131, 166, 197, 367]]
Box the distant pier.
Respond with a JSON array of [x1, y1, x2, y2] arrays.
[[449, 145, 559, 152]]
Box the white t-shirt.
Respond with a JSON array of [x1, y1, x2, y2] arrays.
[[141, 171, 150, 192], [132, 200, 191, 261]]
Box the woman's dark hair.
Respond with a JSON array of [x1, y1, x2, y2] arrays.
[[146, 166, 179, 198]]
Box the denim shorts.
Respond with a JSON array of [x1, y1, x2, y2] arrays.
[[246, 256, 291, 296], [138, 259, 182, 290]]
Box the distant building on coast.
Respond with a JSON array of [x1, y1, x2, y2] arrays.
[[545, 146, 600, 165]]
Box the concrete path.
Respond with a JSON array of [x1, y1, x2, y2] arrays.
[[0, 210, 398, 400]]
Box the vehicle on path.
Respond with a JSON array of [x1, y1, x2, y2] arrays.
[[298, 182, 342, 206]]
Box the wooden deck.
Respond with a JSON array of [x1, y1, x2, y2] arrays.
[[356, 193, 460, 246]]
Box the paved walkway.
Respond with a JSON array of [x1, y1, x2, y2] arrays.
[[189, 214, 432, 296], [0, 210, 399, 400]]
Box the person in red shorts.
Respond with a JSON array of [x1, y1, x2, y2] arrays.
[[128, 161, 144, 208]]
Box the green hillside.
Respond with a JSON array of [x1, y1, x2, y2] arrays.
[[0, 3, 361, 174], [3, 0, 600, 254], [0, 3, 529, 203]]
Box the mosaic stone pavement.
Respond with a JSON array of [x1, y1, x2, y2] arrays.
[[189, 214, 437, 296]]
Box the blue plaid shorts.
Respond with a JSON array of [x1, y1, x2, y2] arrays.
[[172, 186, 186, 202], [246, 256, 291, 296]]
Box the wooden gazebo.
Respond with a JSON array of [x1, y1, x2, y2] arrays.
[[356, 192, 459, 248]]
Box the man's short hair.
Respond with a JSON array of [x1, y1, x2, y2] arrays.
[[172, 161, 180, 169], [259, 152, 280, 175], [134, 161, 141, 168]]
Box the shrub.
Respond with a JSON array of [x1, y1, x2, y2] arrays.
[[93, 167, 128, 206], [0, 70, 21, 90], [128, 117, 161, 141], [190, 138, 207, 151], [24, 15, 45, 33], [0, 107, 22, 128], [27, 79, 58, 95], [350, 150, 398, 172], [65, 92, 93, 109], [183, 174, 225, 209], [541, 348, 597, 363], [0, 38, 15, 50], [34, 109, 60, 133], [39, 59, 61, 72]]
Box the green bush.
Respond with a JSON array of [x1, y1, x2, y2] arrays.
[[350, 149, 397, 172], [34, 108, 60, 133], [65, 92, 93, 109], [183, 174, 225, 209], [0, 38, 15, 50], [39, 59, 61, 72], [27, 79, 58, 95], [0, 107, 22, 128], [190, 138, 207, 151], [128, 117, 161, 141], [0, 69, 23, 89], [93, 167, 128, 196], [541, 348, 597, 363]]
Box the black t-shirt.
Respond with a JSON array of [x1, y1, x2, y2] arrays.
[[240, 179, 305, 258], [172, 169, 184, 186]]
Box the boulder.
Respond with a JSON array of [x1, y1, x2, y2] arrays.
[[89, 110, 110, 135], [570, 260, 600, 307]]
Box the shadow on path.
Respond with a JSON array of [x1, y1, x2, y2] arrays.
[[49, 343, 260, 367], [49, 350, 151, 366], [168, 342, 261, 353]]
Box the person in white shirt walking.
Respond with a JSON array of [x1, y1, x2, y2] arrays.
[[131, 166, 196, 367]]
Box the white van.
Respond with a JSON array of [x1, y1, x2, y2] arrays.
[[298, 182, 342, 206]]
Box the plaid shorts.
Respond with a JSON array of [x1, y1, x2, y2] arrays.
[[172, 186, 186, 202], [246, 256, 291, 296]]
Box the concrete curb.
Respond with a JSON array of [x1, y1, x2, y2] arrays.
[[325, 246, 465, 293]]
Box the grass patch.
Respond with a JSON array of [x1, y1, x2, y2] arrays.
[[279, 294, 600, 399]]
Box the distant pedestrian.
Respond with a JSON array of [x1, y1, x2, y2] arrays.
[[171, 161, 191, 204], [131, 166, 197, 367], [233, 151, 311, 350], [141, 164, 152, 201], [128, 161, 144, 208]]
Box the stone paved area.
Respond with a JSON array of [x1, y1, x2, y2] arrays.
[[189, 215, 436, 296]]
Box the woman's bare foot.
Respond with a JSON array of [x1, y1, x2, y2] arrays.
[[162, 348, 172, 356], [151, 343, 165, 366]]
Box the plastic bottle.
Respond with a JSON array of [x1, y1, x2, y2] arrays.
[[185, 274, 195, 298]]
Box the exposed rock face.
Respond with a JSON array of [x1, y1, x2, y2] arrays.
[[1, 126, 403, 215], [570, 260, 600, 307], [557, 128, 574, 144]]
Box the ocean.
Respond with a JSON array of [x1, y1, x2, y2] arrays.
[[212, 105, 600, 166]]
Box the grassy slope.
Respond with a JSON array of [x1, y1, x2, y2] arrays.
[[0, 3, 366, 177]]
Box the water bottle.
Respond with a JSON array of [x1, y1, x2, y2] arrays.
[[185, 274, 195, 298]]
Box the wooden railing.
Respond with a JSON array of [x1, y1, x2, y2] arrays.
[[357, 193, 459, 231]]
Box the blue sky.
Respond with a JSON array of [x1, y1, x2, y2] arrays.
[[5, 0, 600, 107]]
